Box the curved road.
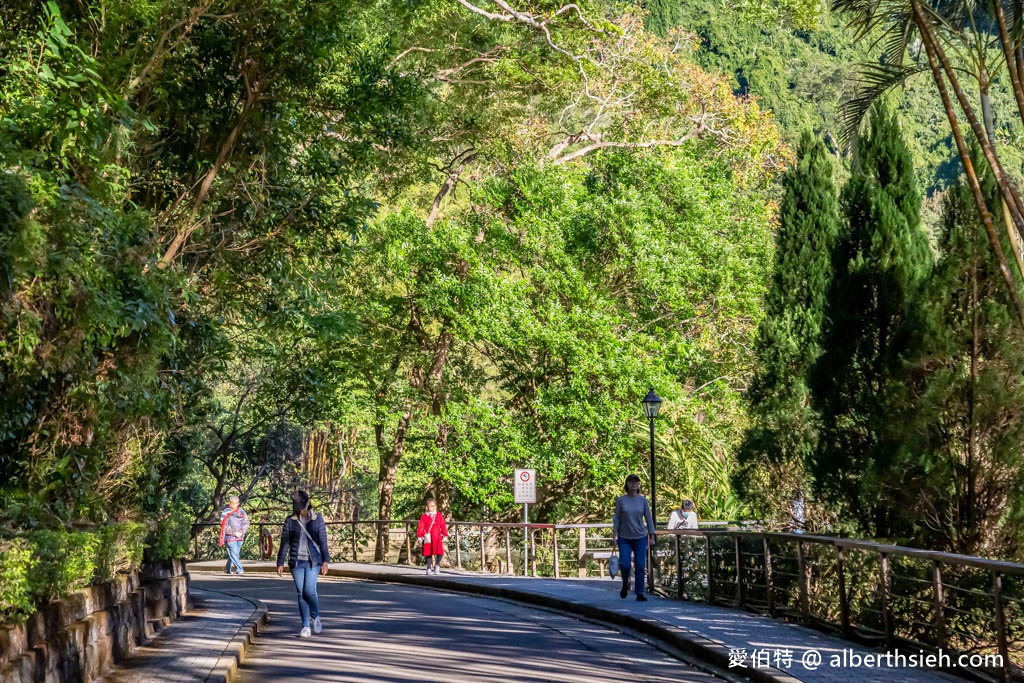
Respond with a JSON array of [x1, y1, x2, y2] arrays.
[[193, 573, 723, 682]]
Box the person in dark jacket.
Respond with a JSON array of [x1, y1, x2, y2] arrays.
[[276, 490, 330, 637]]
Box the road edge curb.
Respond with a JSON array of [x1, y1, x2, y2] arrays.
[[195, 587, 269, 683]]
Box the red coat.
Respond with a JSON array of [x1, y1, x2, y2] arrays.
[[416, 512, 448, 556]]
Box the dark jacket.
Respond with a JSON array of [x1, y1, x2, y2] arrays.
[[276, 511, 331, 568]]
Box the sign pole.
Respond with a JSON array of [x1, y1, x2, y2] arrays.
[[523, 502, 529, 576], [514, 468, 537, 578]]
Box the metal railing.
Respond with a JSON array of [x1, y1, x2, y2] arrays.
[[654, 529, 1024, 682], [191, 521, 1024, 680], [191, 520, 625, 576]]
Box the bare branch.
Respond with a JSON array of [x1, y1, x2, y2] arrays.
[[388, 47, 440, 69], [426, 149, 478, 228], [549, 133, 699, 165]]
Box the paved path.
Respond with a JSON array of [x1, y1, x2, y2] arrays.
[[100, 589, 261, 683], [193, 573, 718, 683], [92, 561, 976, 683], [188, 561, 963, 683]]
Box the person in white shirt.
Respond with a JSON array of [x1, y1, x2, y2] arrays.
[[668, 500, 698, 530]]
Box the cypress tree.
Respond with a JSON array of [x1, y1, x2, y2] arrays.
[[896, 161, 1024, 556], [809, 105, 931, 537], [737, 132, 840, 515]]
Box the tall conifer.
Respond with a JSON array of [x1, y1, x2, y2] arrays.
[[896, 162, 1024, 556], [809, 105, 931, 537], [737, 132, 840, 514]]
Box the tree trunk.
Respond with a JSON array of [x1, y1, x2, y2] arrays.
[[992, 0, 1024, 127], [375, 399, 413, 561], [967, 251, 979, 552], [912, 3, 1024, 331], [912, 2, 1024, 244]]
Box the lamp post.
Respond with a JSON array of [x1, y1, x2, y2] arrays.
[[642, 387, 662, 592], [641, 387, 662, 523]]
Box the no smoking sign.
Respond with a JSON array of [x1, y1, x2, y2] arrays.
[[514, 468, 536, 503]]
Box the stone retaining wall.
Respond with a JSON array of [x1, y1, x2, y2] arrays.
[[0, 560, 189, 683]]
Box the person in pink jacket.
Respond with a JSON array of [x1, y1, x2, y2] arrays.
[[416, 498, 449, 575], [219, 495, 250, 575]]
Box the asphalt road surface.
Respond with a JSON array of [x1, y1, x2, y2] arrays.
[[193, 573, 724, 682]]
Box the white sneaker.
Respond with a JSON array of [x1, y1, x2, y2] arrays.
[[313, 617, 322, 634], [433, 567, 441, 575], [299, 626, 311, 638], [425, 567, 432, 576]]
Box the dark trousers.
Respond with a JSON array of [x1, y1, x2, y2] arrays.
[[617, 536, 648, 596]]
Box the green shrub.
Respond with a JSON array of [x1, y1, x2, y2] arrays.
[[150, 509, 192, 562], [27, 529, 98, 601], [0, 538, 37, 623], [94, 522, 147, 582]]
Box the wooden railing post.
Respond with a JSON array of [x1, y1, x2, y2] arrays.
[[879, 552, 894, 647], [350, 522, 357, 561], [673, 534, 681, 599], [553, 528, 560, 578], [836, 545, 849, 634], [481, 525, 487, 573], [505, 528, 512, 574], [455, 525, 463, 570], [735, 535, 745, 607], [578, 527, 587, 578], [705, 535, 714, 604], [764, 537, 774, 616], [405, 522, 413, 566], [994, 571, 1010, 682], [797, 540, 810, 619], [932, 561, 946, 649], [530, 528, 537, 576]]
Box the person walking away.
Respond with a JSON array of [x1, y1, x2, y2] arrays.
[[790, 492, 806, 533], [612, 474, 655, 601], [219, 495, 250, 575], [416, 498, 449, 575], [276, 490, 331, 637], [668, 500, 699, 530], [259, 514, 274, 560]]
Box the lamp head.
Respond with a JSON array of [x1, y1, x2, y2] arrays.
[[641, 387, 662, 419]]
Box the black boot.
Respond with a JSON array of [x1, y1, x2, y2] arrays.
[[620, 571, 629, 599]]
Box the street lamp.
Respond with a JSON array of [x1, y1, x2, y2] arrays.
[[641, 387, 662, 525], [642, 387, 662, 593]]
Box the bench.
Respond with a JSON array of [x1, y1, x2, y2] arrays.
[[579, 550, 615, 577]]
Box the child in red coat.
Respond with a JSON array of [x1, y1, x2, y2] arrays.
[[416, 498, 449, 575]]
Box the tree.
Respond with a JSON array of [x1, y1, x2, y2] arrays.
[[809, 105, 931, 536], [736, 132, 841, 517], [834, 0, 1024, 330], [896, 159, 1024, 556]]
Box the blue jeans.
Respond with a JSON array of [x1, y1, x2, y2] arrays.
[[224, 540, 243, 574], [291, 561, 320, 628], [618, 536, 648, 596]]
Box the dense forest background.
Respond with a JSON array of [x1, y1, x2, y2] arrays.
[[3, 0, 1024, 619]]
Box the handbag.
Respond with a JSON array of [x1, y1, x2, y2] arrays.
[[418, 514, 437, 550], [609, 550, 620, 578]]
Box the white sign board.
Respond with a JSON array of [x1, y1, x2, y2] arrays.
[[514, 468, 536, 504]]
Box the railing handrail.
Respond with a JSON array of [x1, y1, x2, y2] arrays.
[[657, 528, 1024, 574], [192, 518, 1024, 574]]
